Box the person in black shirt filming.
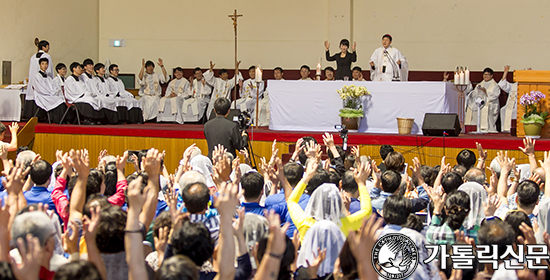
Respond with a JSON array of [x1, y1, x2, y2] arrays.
[[204, 97, 248, 159]]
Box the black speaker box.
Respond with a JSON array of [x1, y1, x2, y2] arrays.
[[422, 113, 461, 136], [209, 109, 241, 122]]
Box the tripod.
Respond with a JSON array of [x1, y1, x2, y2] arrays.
[[243, 128, 258, 169]]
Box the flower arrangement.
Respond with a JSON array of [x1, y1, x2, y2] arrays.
[[337, 84, 370, 118], [520, 90, 548, 125]]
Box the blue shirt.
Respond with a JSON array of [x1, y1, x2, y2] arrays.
[[264, 189, 310, 237], [349, 197, 361, 214], [23, 186, 59, 216], [241, 202, 265, 216]]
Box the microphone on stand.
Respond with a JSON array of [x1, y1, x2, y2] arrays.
[[384, 50, 401, 81]]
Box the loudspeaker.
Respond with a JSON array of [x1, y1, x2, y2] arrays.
[[209, 109, 241, 122], [422, 113, 461, 136]]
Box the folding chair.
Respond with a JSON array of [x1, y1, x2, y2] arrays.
[[59, 86, 81, 125]]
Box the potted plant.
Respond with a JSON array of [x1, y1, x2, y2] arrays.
[[520, 90, 549, 137], [337, 84, 370, 130]]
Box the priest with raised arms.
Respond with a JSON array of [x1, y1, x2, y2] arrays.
[[204, 61, 243, 119], [31, 58, 67, 123], [138, 58, 167, 122], [158, 67, 188, 123], [183, 67, 212, 123], [465, 67, 501, 133], [369, 34, 407, 82]]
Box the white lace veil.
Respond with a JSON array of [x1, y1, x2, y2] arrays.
[[304, 183, 344, 227], [190, 155, 215, 188], [458, 182, 487, 230]]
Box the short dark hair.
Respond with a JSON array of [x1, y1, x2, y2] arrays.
[[306, 169, 330, 194], [213, 97, 231, 115], [54, 260, 102, 280], [193, 67, 202, 74], [86, 169, 105, 202], [283, 163, 304, 187], [156, 255, 199, 280], [37, 40, 49, 51], [404, 214, 424, 233], [103, 162, 117, 197], [38, 57, 49, 65], [219, 69, 228, 75], [383, 195, 411, 226], [56, 63, 66, 72], [379, 145, 394, 161], [478, 219, 515, 257], [339, 238, 358, 280], [327, 145, 345, 165], [181, 183, 210, 213], [145, 60, 155, 68], [384, 151, 405, 172], [82, 59, 94, 66], [108, 64, 118, 72], [241, 172, 264, 201], [382, 34, 392, 42], [339, 39, 350, 47], [93, 63, 105, 74], [248, 65, 256, 71], [341, 171, 358, 194], [174, 67, 183, 73], [274, 67, 283, 73], [417, 165, 436, 187], [445, 191, 470, 230], [96, 205, 126, 253], [483, 68, 494, 75], [381, 170, 401, 193], [352, 66, 362, 72], [171, 218, 214, 267], [153, 211, 173, 239], [453, 165, 468, 178], [517, 180, 540, 208], [298, 136, 318, 165], [300, 65, 310, 71], [324, 66, 335, 73], [70, 62, 81, 72], [505, 211, 532, 239], [329, 170, 341, 185], [30, 160, 52, 185], [441, 172, 463, 194], [457, 149, 476, 170]]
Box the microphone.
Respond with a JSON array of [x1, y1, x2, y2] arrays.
[[382, 50, 388, 73], [384, 49, 400, 81]]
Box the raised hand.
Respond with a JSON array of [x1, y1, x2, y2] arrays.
[[290, 138, 304, 162], [9, 122, 19, 135], [210, 61, 215, 71], [306, 248, 327, 279], [214, 181, 240, 216], [485, 167, 498, 195], [157, 58, 164, 67], [268, 140, 278, 166], [154, 226, 169, 265], [483, 194, 500, 217], [265, 210, 290, 256], [353, 161, 372, 184], [116, 151, 128, 171], [142, 149, 163, 178], [504, 65, 511, 73], [476, 142, 487, 162], [142, 59, 145, 67], [62, 223, 79, 254], [352, 42, 356, 52], [11, 235, 42, 280], [409, 157, 424, 185], [303, 159, 318, 183], [69, 149, 90, 178], [425, 185, 446, 214], [126, 176, 149, 210], [2, 162, 30, 195], [324, 41, 330, 50], [231, 158, 242, 185], [443, 71, 449, 81], [520, 137, 536, 157], [322, 132, 335, 148], [496, 151, 515, 174]]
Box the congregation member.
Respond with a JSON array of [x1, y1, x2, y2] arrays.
[[299, 65, 312, 80], [465, 67, 501, 133], [30, 58, 67, 123], [236, 65, 264, 116], [203, 61, 242, 119], [106, 64, 143, 123], [352, 66, 366, 81], [324, 39, 357, 80], [138, 58, 168, 122], [158, 67, 188, 123], [64, 62, 103, 125], [81, 59, 119, 124], [369, 34, 407, 81], [25, 39, 53, 120], [324, 66, 335, 81], [183, 67, 213, 123]]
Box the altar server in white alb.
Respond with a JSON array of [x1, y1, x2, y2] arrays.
[[30, 58, 67, 123], [498, 65, 517, 133], [204, 61, 243, 119], [158, 67, 189, 123], [81, 59, 119, 124], [64, 62, 103, 124], [236, 65, 264, 116], [465, 67, 501, 133], [258, 67, 284, 126], [138, 59, 167, 121], [369, 34, 408, 82], [183, 68, 213, 123], [107, 64, 143, 123], [52, 63, 67, 90], [25, 39, 54, 119]]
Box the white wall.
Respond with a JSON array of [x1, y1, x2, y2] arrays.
[[0, 0, 99, 83]]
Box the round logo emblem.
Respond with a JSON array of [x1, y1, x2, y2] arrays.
[[371, 233, 419, 280]]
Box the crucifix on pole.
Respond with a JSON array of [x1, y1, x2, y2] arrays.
[[229, 9, 243, 109]]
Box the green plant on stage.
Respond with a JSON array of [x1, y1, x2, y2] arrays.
[[337, 84, 370, 118], [520, 90, 549, 125]]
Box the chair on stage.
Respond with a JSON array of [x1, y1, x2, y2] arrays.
[[58, 87, 81, 125]]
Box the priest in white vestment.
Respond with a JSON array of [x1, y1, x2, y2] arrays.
[[182, 68, 213, 123], [369, 34, 407, 82], [31, 58, 66, 123], [25, 40, 53, 119], [64, 62, 102, 124], [497, 65, 517, 133], [138, 59, 168, 121], [299, 65, 313, 81], [352, 66, 366, 81], [158, 67, 188, 123], [236, 66, 263, 116], [204, 61, 242, 119], [107, 64, 143, 123], [258, 67, 285, 127], [465, 67, 501, 133]]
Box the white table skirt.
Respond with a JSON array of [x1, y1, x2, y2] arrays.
[[268, 81, 459, 134], [0, 89, 22, 121]]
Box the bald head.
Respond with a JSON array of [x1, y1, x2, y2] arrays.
[[181, 182, 210, 213], [463, 167, 486, 185]]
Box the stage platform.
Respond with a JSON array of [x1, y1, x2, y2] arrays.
[[29, 123, 549, 174]]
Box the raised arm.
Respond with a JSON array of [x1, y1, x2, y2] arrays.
[[254, 211, 289, 280], [6, 123, 19, 152], [138, 59, 145, 81], [158, 58, 167, 82], [213, 181, 239, 280], [84, 205, 107, 280], [140, 149, 162, 228], [69, 149, 90, 221], [476, 142, 488, 170], [495, 151, 515, 199], [107, 151, 129, 207], [344, 161, 373, 230], [519, 137, 538, 174], [125, 177, 148, 280]]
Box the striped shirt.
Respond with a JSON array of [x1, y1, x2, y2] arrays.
[[425, 215, 478, 245], [189, 213, 220, 245]]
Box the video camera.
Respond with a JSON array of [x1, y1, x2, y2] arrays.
[[232, 111, 253, 131], [334, 124, 349, 151]]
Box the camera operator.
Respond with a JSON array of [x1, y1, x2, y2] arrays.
[[204, 97, 248, 159]]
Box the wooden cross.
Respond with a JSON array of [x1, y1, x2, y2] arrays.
[[229, 9, 243, 109], [228, 9, 243, 32]]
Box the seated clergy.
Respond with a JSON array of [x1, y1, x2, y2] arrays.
[[183, 67, 213, 123], [299, 65, 312, 80], [258, 67, 285, 127], [324, 66, 335, 81], [52, 63, 66, 88], [236, 65, 263, 116], [64, 62, 103, 124], [352, 66, 366, 81], [106, 64, 143, 124], [138, 58, 167, 122], [465, 67, 501, 133], [204, 61, 242, 119], [158, 67, 188, 124], [31, 58, 67, 123], [81, 59, 118, 124]]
